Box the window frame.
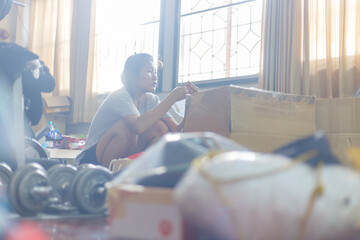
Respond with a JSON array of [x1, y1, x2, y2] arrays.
[[158, 0, 260, 91]]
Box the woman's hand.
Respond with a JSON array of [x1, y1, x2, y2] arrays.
[[186, 81, 200, 94], [169, 82, 200, 103], [169, 86, 189, 102]]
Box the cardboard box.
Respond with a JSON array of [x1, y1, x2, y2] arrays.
[[230, 132, 298, 152], [316, 98, 360, 133], [107, 184, 182, 240], [183, 85, 316, 150], [326, 133, 360, 165], [184, 86, 231, 137], [43, 96, 71, 114], [33, 96, 71, 134], [230, 87, 316, 135], [315, 98, 360, 162]]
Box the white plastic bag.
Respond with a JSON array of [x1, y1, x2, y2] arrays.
[[175, 151, 360, 240]]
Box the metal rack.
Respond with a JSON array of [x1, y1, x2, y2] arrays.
[[0, 69, 25, 168]]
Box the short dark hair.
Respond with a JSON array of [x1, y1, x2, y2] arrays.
[[121, 53, 162, 90]]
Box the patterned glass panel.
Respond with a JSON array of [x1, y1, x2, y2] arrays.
[[179, 0, 263, 83]]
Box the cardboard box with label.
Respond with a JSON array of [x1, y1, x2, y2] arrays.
[[183, 85, 316, 152], [107, 184, 183, 240], [33, 96, 71, 134]]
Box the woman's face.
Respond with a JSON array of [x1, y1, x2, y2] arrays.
[[134, 60, 158, 93]]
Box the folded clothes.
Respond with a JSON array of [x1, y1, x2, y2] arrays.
[[37, 121, 86, 150], [51, 135, 86, 150]]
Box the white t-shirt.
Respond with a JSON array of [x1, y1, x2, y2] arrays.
[[83, 87, 172, 151]]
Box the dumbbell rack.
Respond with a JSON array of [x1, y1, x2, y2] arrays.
[[0, 70, 113, 222], [0, 69, 25, 168], [1, 162, 112, 219]]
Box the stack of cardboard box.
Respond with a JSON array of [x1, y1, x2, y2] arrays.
[[183, 85, 316, 152], [184, 85, 360, 164]]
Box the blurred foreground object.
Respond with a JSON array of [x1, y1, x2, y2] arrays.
[[106, 132, 246, 239], [111, 132, 247, 188], [0, 42, 37, 170], [175, 133, 360, 240]]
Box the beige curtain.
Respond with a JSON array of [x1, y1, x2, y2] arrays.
[[29, 0, 99, 123], [259, 0, 360, 98], [70, 0, 98, 123], [83, 0, 99, 123], [29, 0, 72, 96]]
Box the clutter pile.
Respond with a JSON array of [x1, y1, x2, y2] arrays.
[[2, 40, 360, 239], [36, 121, 86, 150], [106, 131, 360, 240]]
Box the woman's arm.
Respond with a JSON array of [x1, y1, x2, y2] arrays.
[[124, 87, 188, 134], [161, 82, 198, 132], [161, 117, 179, 132]]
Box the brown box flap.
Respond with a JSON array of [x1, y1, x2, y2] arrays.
[[43, 96, 71, 113], [183, 86, 231, 137], [44, 96, 71, 108]]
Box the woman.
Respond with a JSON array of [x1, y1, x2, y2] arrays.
[[76, 53, 199, 167]]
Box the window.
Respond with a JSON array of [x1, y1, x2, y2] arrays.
[[93, 0, 263, 93], [178, 0, 263, 84], [95, 0, 161, 93]]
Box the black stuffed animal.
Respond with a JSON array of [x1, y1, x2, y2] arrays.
[[0, 42, 37, 80], [0, 42, 55, 131], [22, 59, 55, 127]]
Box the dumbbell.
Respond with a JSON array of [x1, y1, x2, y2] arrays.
[[9, 163, 113, 216], [9, 162, 51, 216], [46, 164, 78, 213], [68, 164, 113, 214], [47, 163, 112, 214], [0, 162, 14, 193]]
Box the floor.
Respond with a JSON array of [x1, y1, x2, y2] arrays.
[[6, 214, 110, 240]]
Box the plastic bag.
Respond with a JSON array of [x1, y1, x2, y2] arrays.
[[111, 132, 247, 188], [45, 121, 63, 140], [174, 133, 360, 240]]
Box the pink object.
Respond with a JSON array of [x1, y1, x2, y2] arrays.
[[128, 152, 144, 159]]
